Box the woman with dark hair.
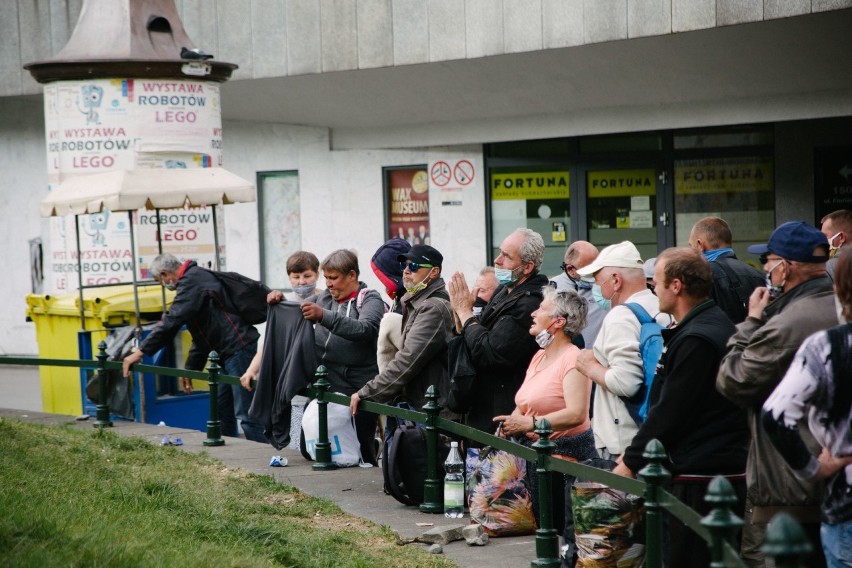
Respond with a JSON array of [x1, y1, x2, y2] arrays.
[[493, 286, 597, 555], [763, 252, 852, 567]]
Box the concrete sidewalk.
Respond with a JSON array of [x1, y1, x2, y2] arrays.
[[0, 365, 538, 568]]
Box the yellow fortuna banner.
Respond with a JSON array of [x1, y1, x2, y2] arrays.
[[492, 171, 569, 200], [587, 169, 655, 197], [676, 158, 773, 194]]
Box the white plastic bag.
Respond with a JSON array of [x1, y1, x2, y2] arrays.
[[301, 398, 362, 467]]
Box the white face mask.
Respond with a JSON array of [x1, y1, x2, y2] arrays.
[[534, 318, 561, 348], [835, 296, 847, 324], [829, 232, 844, 258]]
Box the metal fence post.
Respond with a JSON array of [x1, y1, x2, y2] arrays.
[[638, 439, 671, 568], [312, 365, 338, 471], [203, 351, 224, 447], [761, 513, 813, 568], [419, 385, 443, 513], [531, 418, 560, 568], [700, 475, 744, 568], [93, 340, 113, 428]]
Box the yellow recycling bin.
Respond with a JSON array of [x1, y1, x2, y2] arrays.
[[26, 284, 175, 415]]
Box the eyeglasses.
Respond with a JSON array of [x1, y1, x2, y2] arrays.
[[400, 261, 433, 272], [759, 255, 784, 266], [560, 263, 577, 274]]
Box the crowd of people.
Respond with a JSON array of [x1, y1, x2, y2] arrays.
[[122, 211, 852, 568]]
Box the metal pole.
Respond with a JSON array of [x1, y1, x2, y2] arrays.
[[203, 351, 224, 446], [93, 340, 113, 428], [128, 210, 141, 326], [638, 439, 672, 568], [419, 385, 443, 513], [531, 418, 560, 568], [155, 208, 167, 312], [212, 204, 221, 270], [312, 365, 337, 470], [74, 215, 86, 330], [701, 476, 744, 568]]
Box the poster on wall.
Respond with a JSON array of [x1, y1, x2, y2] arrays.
[[386, 167, 430, 245], [259, 171, 301, 290]]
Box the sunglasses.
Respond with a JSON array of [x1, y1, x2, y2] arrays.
[[400, 261, 433, 272], [759, 254, 784, 266], [560, 262, 577, 273]]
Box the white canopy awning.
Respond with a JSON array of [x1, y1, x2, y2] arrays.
[[40, 168, 256, 217]]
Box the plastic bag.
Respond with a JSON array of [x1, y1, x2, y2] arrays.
[[572, 481, 646, 567], [465, 446, 537, 536]]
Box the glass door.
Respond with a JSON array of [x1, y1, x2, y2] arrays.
[[582, 164, 671, 262]]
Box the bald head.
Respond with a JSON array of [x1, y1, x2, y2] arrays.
[[563, 241, 599, 279]]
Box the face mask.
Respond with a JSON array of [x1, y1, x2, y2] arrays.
[[829, 232, 843, 258], [592, 283, 612, 311], [404, 270, 432, 297], [764, 260, 786, 300], [293, 284, 315, 299], [568, 274, 592, 290], [835, 296, 847, 324], [534, 319, 560, 349], [163, 281, 177, 291], [495, 265, 523, 287]]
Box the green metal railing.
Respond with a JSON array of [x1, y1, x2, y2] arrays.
[[0, 347, 815, 568]]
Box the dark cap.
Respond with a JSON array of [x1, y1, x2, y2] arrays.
[[397, 244, 443, 268], [746, 221, 829, 263]]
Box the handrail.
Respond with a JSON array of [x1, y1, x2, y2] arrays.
[[0, 352, 808, 568]]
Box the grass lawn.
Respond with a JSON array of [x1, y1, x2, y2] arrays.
[[0, 418, 455, 567]]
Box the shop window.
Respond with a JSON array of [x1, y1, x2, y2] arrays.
[[489, 169, 570, 272], [674, 156, 774, 266], [586, 168, 658, 261]]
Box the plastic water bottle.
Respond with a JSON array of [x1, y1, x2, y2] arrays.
[[443, 441, 465, 518]]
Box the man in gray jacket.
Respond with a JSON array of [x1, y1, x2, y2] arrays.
[[350, 244, 455, 413], [717, 221, 836, 567]]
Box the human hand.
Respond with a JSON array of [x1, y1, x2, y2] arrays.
[[747, 287, 771, 320], [267, 290, 284, 304], [493, 414, 533, 437], [448, 272, 476, 320], [240, 370, 255, 392], [349, 393, 361, 416], [574, 349, 599, 376], [301, 302, 323, 321], [178, 376, 194, 394], [612, 462, 635, 478], [815, 447, 852, 480], [122, 350, 143, 378]]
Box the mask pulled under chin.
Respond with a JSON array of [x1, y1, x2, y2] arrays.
[[164, 282, 176, 291], [535, 329, 555, 349]]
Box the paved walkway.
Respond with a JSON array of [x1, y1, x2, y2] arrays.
[[0, 365, 538, 568]]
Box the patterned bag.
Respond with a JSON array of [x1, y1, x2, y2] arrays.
[[465, 446, 537, 536]]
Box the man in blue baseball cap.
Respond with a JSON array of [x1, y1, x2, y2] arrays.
[[716, 220, 836, 567]]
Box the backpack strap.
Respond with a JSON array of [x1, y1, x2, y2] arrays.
[[713, 257, 749, 305], [623, 302, 653, 324]]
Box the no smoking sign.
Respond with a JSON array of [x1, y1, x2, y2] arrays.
[[430, 159, 475, 187]]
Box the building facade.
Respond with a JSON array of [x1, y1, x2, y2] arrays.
[[2, 0, 852, 355]]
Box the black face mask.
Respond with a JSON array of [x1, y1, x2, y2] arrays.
[[473, 297, 488, 309]]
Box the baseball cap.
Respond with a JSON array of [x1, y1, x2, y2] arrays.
[[577, 241, 644, 276], [397, 244, 443, 268], [643, 258, 656, 279], [746, 221, 829, 263]]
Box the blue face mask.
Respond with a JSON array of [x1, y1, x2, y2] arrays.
[[292, 284, 315, 299], [494, 266, 520, 287], [569, 274, 592, 290], [592, 283, 612, 311]]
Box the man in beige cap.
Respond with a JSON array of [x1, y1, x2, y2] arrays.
[[574, 241, 672, 460]]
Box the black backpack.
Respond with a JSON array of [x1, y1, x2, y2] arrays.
[[382, 404, 450, 506], [206, 269, 272, 325]]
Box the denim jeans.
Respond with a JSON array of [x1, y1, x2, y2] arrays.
[[219, 343, 267, 444], [821, 520, 852, 568]]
